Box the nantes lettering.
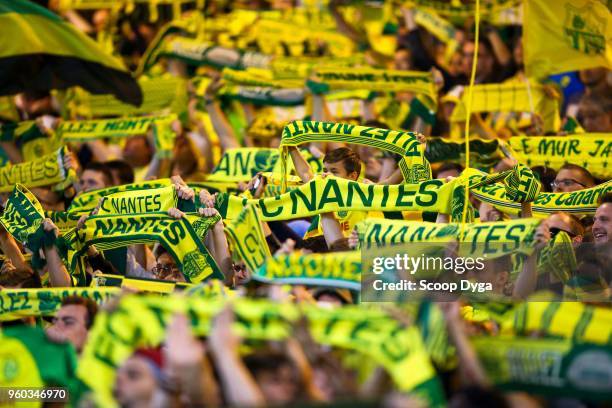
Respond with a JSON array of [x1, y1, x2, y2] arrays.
[[93, 217, 171, 237], [0, 155, 60, 189], [101, 194, 163, 214], [258, 178, 443, 219], [286, 120, 419, 156]]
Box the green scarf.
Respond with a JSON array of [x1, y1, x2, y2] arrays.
[[358, 218, 541, 258], [56, 115, 177, 157], [0, 287, 118, 321], [79, 295, 444, 407], [501, 300, 612, 345], [253, 251, 361, 290], [0, 146, 74, 193], [96, 185, 196, 216], [310, 68, 436, 102], [215, 176, 463, 222], [0, 184, 58, 267], [413, 8, 459, 64], [219, 84, 306, 107], [68, 179, 173, 214], [222, 67, 303, 89], [467, 169, 612, 217], [449, 81, 560, 136], [224, 204, 271, 273], [65, 75, 187, 118], [472, 336, 612, 401], [425, 137, 505, 169], [468, 164, 542, 203], [507, 134, 612, 180], [59, 212, 222, 283], [402, 0, 521, 19], [91, 274, 193, 293], [210, 147, 322, 181], [280, 120, 432, 188]]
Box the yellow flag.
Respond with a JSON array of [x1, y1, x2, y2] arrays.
[[524, 0, 612, 79]]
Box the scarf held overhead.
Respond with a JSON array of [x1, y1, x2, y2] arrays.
[[0, 146, 73, 192], [78, 295, 444, 407], [60, 212, 222, 283], [280, 120, 432, 188]]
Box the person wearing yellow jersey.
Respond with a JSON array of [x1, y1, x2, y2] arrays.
[[289, 146, 383, 251]]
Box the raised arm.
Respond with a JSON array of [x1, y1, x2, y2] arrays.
[[200, 207, 234, 286], [42, 219, 72, 287], [0, 225, 31, 272], [484, 24, 512, 67], [440, 302, 490, 387], [204, 76, 240, 151], [164, 313, 221, 407], [289, 146, 315, 183], [209, 306, 266, 406], [513, 204, 546, 300], [329, 0, 368, 46], [320, 212, 345, 249]]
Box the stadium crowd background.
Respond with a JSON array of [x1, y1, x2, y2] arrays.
[[0, 0, 610, 407]]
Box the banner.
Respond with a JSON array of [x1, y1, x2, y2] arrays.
[[473, 337, 612, 401], [507, 134, 611, 180], [253, 251, 362, 290], [0, 146, 72, 192], [524, 0, 612, 79], [78, 295, 444, 407]]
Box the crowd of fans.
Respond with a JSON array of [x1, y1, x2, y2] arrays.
[[0, 0, 610, 407]]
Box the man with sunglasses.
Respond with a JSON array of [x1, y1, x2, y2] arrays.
[[551, 163, 596, 193], [151, 246, 184, 282], [547, 212, 585, 245]]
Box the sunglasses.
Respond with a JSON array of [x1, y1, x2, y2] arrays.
[[232, 264, 246, 273], [549, 227, 577, 239]]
